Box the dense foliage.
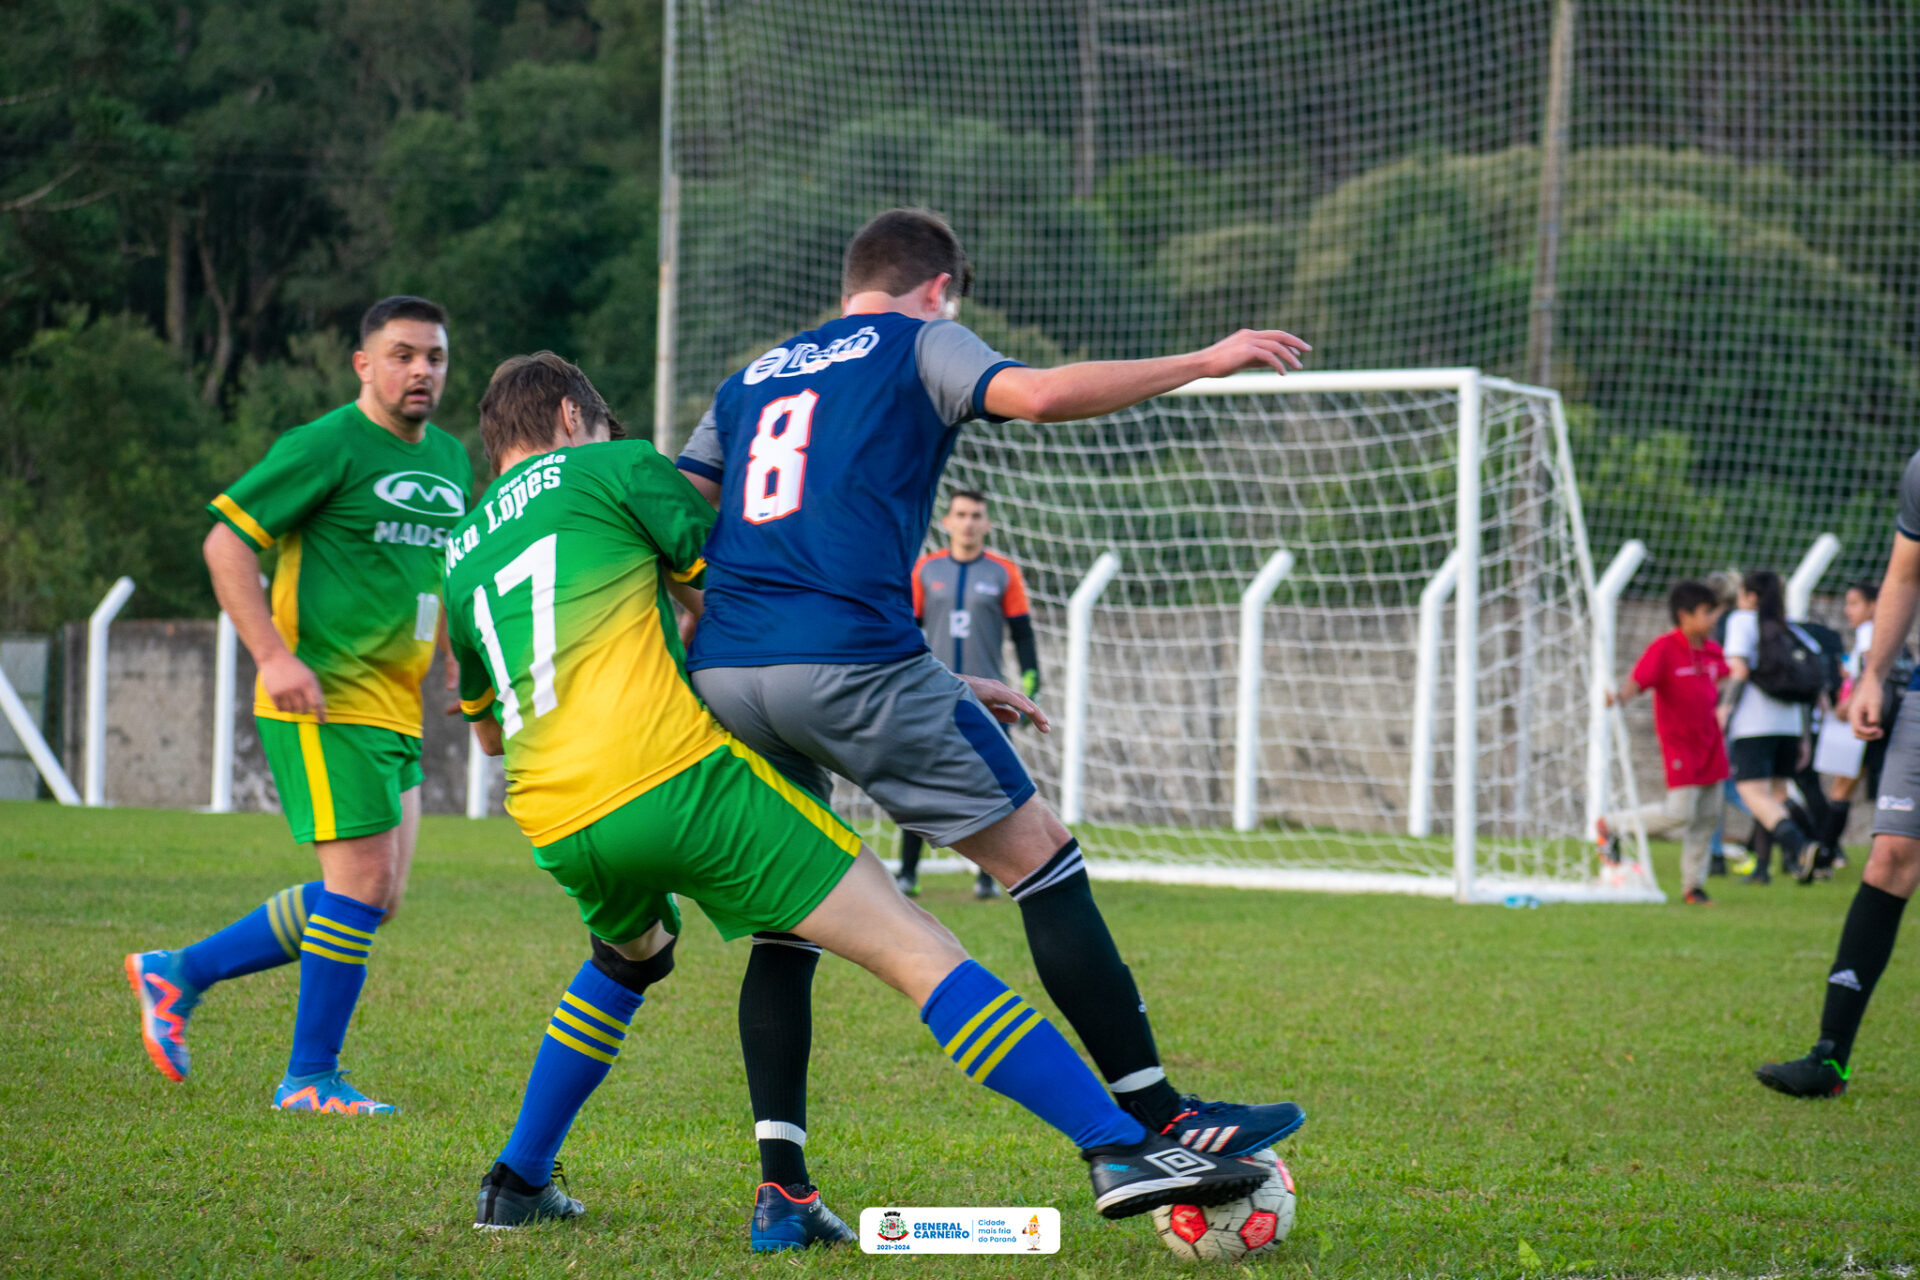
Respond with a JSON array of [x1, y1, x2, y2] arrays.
[[4, 1, 1918, 628]]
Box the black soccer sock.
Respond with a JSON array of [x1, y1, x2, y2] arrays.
[[898, 831, 924, 878], [1750, 822, 1773, 873], [1012, 839, 1180, 1130], [1770, 815, 1809, 861], [1825, 801, 1852, 846], [738, 933, 820, 1188], [1819, 882, 1909, 1067]]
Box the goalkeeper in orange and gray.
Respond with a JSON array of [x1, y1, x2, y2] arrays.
[[897, 488, 1042, 900]]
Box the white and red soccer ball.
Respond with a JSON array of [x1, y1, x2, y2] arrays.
[[1151, 1146, 1297, 1262]]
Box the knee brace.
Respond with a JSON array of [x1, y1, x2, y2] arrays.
[[590, 932, 678, 996]]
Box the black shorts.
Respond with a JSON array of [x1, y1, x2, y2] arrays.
[[1729, 734, 1801, 782]]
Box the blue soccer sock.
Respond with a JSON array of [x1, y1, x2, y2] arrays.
[[178, 882, 323, 991], [922, 960, 1146, 1152], [499, 962, 646, 1186], [286, 891, 384, 1078]]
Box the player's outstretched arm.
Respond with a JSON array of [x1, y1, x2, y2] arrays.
[[983, 328, 1310, 424], [1851, 532, 1920, 741]]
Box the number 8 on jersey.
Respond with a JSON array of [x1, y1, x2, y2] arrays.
[[743, 390, 817, 524]]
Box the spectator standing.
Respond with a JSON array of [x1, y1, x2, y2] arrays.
[[1597, 581, 1730, 904], [1721, 570, 1826, 884]]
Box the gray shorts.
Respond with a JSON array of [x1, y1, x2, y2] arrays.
[[691, 653, 1036, 848], [1872, 692, 1920, 839]]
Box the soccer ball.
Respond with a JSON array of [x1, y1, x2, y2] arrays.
[[1151, 1147, 1296, 1262]]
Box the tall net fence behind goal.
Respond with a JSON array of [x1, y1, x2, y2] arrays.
[[829, 374, 1652, 902], [666, 0, 1920, 596]]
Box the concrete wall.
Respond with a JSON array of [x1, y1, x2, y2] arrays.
[[48, 599, 1868, 846], [0, 635, 53, 800], [58, 620, 504, 817]]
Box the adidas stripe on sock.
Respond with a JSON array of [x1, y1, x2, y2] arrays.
[[178, 882, 323, 989], [286, 891, 383, 1078]]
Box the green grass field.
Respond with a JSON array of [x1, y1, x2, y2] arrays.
[[3, 801, 1915, 1279]]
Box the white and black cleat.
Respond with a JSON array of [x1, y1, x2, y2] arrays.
[[1082, 1132, 1267, 1220]]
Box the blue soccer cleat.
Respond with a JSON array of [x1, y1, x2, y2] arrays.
[[1161, 1095, 1305, 1157], [750, 1182, 855, 1251], [273, 1068, 398, 1115], [125, 950, 200, 1082]]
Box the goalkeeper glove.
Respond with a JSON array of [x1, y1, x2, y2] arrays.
[[1021, 668, 1040, 699]]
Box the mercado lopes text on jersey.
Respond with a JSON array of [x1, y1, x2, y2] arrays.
[[208, 403, 471, 736], [676, 312, 1022, 670], [443, 441, 723, 846]]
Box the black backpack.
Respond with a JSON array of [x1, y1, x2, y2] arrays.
[[1751, 621, 1826, 704]]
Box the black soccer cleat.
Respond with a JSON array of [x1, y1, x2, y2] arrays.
[[750, 1182, 855, 1251], [973, 871, 1000, 900], [1082, 1132, 1267, 1220], [475, 1160, 585, 1229], [1755, 1041, 1849, 1098], [1160, 1095, 1305, 1157]]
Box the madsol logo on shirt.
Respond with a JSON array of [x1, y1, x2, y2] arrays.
[[374, 471, 465, 517]]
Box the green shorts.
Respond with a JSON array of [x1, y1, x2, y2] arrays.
[[535, 740, 862, 944], [257, 717, 423, 845]]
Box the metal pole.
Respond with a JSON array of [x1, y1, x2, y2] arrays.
[[209, 611, 236, 812], [1061, 551, 1121, 825], [85, 576, 135, 807], [1073, 0, 1101, 198], [651, 0, 682, 456], [466, 727, 489, 819], [1585, 540, 1647, 842], [1526, 0, 1578, 387], [1408, 549, 1462, 837], [1232, 548, 1296, 832], [1787, 532, 1841, 620], [0, 661, 80, 805], [1452, 374, 1483, 902]]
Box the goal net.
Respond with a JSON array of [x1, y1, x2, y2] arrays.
[[832, 370, 1660, 903]]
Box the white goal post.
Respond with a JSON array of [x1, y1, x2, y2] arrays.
[[835, 368, 1663, 904]]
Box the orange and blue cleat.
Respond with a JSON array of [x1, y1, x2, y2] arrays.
[[273, 1068, 398, 1115], [125, 950, 199, 1082]]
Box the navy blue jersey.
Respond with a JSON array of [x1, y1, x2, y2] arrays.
[[678, 312, 1022, 669]]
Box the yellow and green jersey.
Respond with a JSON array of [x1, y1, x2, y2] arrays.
[[208, 403, 472, 736], [443, 440, 721, 846]]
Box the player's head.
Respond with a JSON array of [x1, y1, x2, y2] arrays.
[[355, 296, 449, 425], [1667, 579, 1719, 634], [479, 351, 623, 475], [1845, 579, 1879, 626], [1739, 568, 1786, 625], [842, 208, 972, 320], [942, 488, 991, 555]]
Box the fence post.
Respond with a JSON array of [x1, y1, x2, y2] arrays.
[[466, 728, 490, 819], [0, 662, 80, 805], [85, 576, 135, 807], [1232, 548, 1296, 831], [1408, 548, 1463, 837], [209, 612, 237, 812], [1787, 533, 1840, 620], [1586, 540, 1647, 844], [1060, 551, 1121, 826]]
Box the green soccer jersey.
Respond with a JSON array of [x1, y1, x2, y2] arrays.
[[209, 402, 472, 736], [443, 440, 721, 846]]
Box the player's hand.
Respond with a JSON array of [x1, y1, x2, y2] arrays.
[[960, 674, 1050, 733], [260, 650, 326, 722], [1194, 328, 1311, 379], [1851, 671, 1885, 740]]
